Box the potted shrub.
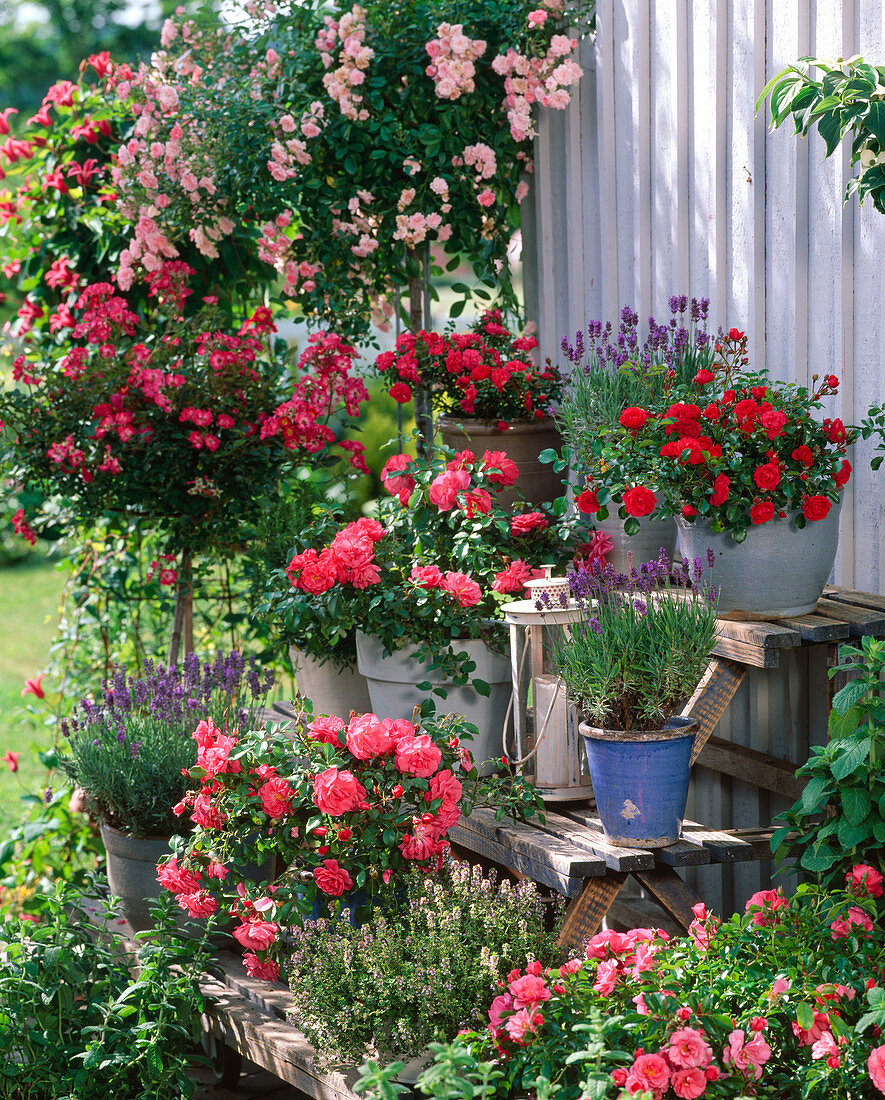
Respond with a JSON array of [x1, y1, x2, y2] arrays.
[[553, 551, 718, 847], [157, 708, 542, 981], [265, 441, 588, 765], [568, 328, 856, 619], [362, 869, 885, 1099], [557, 295, 715, 571], [374, 311, 565, 505], [58, 651, 273, 930]]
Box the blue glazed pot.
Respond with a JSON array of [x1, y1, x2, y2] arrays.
[[579, 716, 698, 848]]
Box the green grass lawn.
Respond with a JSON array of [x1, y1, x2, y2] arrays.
[[0, 555, 67, 832]]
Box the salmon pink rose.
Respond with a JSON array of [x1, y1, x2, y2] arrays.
[[847, 864, 883, 898], [428, 768, 462, 809], [233, 918, 278, 951], [668, 1027, 713, 1068], [868, 1045, 885, 1093], [411, 564, 444, 588], [395, 733, 442, 777], [508, 972, 551, 1007], [156, 856, 201, 895], [257, 776, 294, 818], [307, 715, 345, 746], [442, 570, 481, 607], [381, 454, 415, 503], [671, 1067, 707, 1099], [177, 890, 218, 918], [312, 766, 367, 816], [429, 468, 470, 510], [625, 1052, 670, 1094], [313, 858, 353, 896], [346, 712, 397, 759], [482, 450, 518, 486], [243, 952, 280, 982]]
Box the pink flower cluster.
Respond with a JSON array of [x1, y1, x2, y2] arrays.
[[318, 5, 375, 122], [256, 210, 321, 295], [425, 22, 487, 100], [391, 184, 452, 247], [491, 33, 582, 142], [259, 331, 369, 467]]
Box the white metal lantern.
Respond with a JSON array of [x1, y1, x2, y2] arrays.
[[501, 573, 592, 802]]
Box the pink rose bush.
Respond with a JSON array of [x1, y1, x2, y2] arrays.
[[395, 869, 885, 1099], [158, 708, 540, 981], [270, 439, 589, 693]]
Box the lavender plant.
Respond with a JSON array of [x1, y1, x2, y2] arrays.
[[554, 550, 718, 731], [58, 652, 273, 837], [557, 296, 715, 465], [284, 860, 563, 1068]]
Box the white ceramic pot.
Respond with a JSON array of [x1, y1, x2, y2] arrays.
[[289, 648, 372, 719], [676, 498, 841, 620], [355, 631, 510, 768]]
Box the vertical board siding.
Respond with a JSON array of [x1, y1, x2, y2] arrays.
[[527, 0, 885, 915]]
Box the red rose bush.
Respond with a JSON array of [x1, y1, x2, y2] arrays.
[[570, 329, 857, 543], [157, 708, 540, 982], [374, 309, 562, 425]]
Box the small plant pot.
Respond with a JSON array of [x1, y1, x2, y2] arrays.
[[578, 717, 698, 848], [100, 824, 177, 932]]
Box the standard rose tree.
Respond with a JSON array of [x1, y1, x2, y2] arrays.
[[157, 709, 541, 981]]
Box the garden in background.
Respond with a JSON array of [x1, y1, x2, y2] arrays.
[[1, 0, 885, 1097]]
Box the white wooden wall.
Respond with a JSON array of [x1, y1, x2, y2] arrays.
[[525, 0, 885, 595]]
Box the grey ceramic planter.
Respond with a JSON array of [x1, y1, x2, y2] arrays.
[[595, 512, 678, 574], [676, 497, 841, 619], [100, 824, 175, 932]]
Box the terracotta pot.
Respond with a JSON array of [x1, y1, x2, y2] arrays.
[[437, 416, 563, 507]]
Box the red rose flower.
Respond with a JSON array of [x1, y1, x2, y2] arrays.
[[703, 403, 721, 421], [681, 505, 697, 518], [694, 369, 715, 385], [825, 374, 839, 389], [791, 445, 814, 467], [825, 417, 847, 444], [749, 501, 775, 525], [760, 409, 788, 439], [753, 462, 781, 491], [710, 474, 730, 507], [619, 406, 649, 431], [835, 459, 852, 488], [622, 486, 657, 517], [802, 495, 832, 522], [389, 382, 412, 404], [728, 328, 744, 341], [576, 489, 599, 514]]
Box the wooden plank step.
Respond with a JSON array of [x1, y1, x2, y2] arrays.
[[823, 586, 885, 615], [712, 636, 779, 667], [815, 598, 885, 638], [651, 835, 711, 867], [538, 808, 655, 872], [693, 735, 805, 800], [449, 807, 605, 896], [776, 613, 849, 642], [703, 825, 794, 861], [201, 975, 363, 1100], [679, 822, 758, 863], [715, 619, 801, 648]]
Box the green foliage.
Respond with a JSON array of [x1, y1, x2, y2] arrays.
[[772, 636, 885, 885], [0, 777, 102, 919], [287, 860, 563, 1066], [0, 884, 211, 1100], [757, 55, 885, 214]]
